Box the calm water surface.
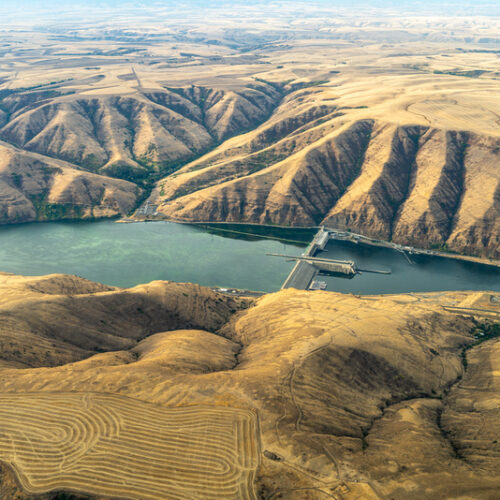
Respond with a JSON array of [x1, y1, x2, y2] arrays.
[[0, 221, 306, 292], [319, 240, 500, 294], [0, 221, 498, 294]]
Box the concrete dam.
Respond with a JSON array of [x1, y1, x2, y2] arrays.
[[273, 227, 391, 291], [268, 254, 357, 276]]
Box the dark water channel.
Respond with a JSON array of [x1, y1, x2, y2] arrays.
[[318, 239, 500, 294]]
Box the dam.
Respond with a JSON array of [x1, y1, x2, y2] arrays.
[[269, 254, 356, 277], [276, 227, 391, 290]]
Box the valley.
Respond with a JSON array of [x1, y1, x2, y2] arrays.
[[0, 3, 499, 499], [0, 4, 499, 257]]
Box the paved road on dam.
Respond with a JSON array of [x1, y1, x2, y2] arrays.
[[282, 261, 317, 290]]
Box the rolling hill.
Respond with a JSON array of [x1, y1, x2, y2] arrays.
[[0, 141, 139, 223], [0, 81, 283, 223], [0, 272, 498, 499], [0, 83, 282, 181], [0, 10, 499, 258]]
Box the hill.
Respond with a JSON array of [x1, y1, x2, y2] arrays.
[[0, 10, 499, 257], [0, 272, 499, 499], [0, 83, 281, 180], [0, 141, 139, 223], [149, 77, 500, 258]]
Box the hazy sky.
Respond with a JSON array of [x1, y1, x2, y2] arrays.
[[1, 0, 499, 21]]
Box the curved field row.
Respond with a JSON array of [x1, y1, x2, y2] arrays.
[[0, 392, 259, 500]]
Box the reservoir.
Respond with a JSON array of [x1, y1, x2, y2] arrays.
[[0, 220, 498, 294], [318, 239, 500, 294], [0, 221, 309, 292]]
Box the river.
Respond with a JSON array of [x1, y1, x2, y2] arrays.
[[0, 220, 308, 292], [0, 220, 498, 294], [319, 239, 500, 294]]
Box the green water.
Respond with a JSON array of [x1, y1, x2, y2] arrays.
[[1, 220, 498, 294], [0, 220, 307, 292]]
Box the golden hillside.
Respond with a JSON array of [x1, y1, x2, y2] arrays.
[[0, 84, 281, 177], [0, 141, 139, 223], [151, 76, 500, 258], [0, 9, 499, 256], [0, 272, 499, 499], [0, 271, 247, 368], [0, 83, 281, 224]]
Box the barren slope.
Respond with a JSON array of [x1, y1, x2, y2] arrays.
[[0, 272, 499, 499], [0, 83, 281, 179], [150, 79, 500, 258], [0, 81, 282, 224], [0, 272, 247, 368], [0, 142, 139, 223]]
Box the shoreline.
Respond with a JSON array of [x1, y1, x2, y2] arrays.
[[324, 226, 500, 270]]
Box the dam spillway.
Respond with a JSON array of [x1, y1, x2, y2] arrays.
[[270, 254, 357, 277], [276, 227, 391, 290], [276, 226, 357, 290]]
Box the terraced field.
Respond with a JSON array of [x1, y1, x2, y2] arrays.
[[0, 392, 259, 500]]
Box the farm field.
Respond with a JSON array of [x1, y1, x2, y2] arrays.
[[0, 392, 259, 499]]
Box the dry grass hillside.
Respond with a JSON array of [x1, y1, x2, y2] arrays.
[[0, 271, 248, 368], [151, 77, 500, 258], [0, 7, 499, 257], [0, 141, 139, 223], [0, 83, 281, 179], [0, 271, 499, 499]]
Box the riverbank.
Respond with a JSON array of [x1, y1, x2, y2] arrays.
[[324, 226, 500, 269]]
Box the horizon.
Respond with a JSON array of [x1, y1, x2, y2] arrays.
[[2, 0, 500, 23]]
